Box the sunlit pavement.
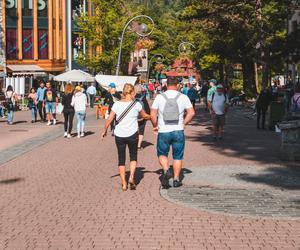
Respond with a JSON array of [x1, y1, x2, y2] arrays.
[[0, 105, 299, 249]]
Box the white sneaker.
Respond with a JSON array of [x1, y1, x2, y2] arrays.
[[64, 132, 67, 138], [80, 132, 85, 137], [77, 133, 81, 138], [53, 119, 57, 125], [67, 134, 71, 139], [47, 121, 52, 126]]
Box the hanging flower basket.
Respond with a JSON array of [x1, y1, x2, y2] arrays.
[[154, 63, 165, 72], [135, 38, 155, 50]]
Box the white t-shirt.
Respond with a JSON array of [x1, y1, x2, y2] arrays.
[[112, 101, 142, 137], [208, 93, 228, 115], [151, 90, 193, 133]]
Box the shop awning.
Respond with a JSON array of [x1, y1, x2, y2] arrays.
[[7, 64, 45, 72], [54, 69, 95, 82], [95, 75, 138, 92]]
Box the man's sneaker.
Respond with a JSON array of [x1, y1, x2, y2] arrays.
[[47, 121, 52, 126], [53, 119, 57, 125], [67, 134, 71, 139], [64, 132, 68, 138], [161, 170, 171, 189], [77, 134, 81, 138], [80, 132, 85, 137], [173, 179, 182, 188]]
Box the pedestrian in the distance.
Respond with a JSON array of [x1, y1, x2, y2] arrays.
[[103, 83, 121, 134], [43, 82, 58, 126], [290, 84, 300, 113], [135, 84, 151, 150], [256, 87, 271, 130], [62, 83, 75, 138], [5, 85, 17, 125], [72, 86, 88, 138], [208, 84, 229, 140], [101, 84, 150, 191], [28, 88, 38, 123], [36, 81, 46, 122], [86, 83, 97, 108], [187, 83, 199, 110], [150, 77, 195, 189], [200, 81, 209, 111]]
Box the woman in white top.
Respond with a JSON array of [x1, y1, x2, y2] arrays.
[[5, 85, 17, 125], [102, 84, 150, 191], [71, 86, 88, 138]]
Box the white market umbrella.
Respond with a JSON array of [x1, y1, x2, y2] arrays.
[[95, 75, 138, 92], [54, 69, 95, 82]]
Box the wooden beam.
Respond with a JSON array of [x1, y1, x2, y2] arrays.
[[33, 0, 38, 60], [17, 0, 22, 59], [55, 0, 60, 59], [48, 0, 53, 60], [62, 0, 66, 60]]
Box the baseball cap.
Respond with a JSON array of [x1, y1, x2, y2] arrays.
[[217, 84, 224, 89], [108, 83, 116, 89]]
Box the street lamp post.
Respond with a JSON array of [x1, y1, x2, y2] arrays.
[[116, 15, 154, 76], [178, 42, 195, 55], [147, 54, 164, 84]]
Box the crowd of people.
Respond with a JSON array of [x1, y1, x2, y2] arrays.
[[1, 76, 300, 192]]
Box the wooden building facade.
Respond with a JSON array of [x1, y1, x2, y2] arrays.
[[3, 0, 66, 73]]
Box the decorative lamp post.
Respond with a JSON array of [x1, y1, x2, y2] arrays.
[[116, 15, 154, 76], [178, 42, 195, 55], [147, 54, 164, 84]]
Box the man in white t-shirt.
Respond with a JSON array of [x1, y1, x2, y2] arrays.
[[150, 77, 195, 189], [208, 84, 229, 140]]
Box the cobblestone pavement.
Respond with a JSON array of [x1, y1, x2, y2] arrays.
[[0, 105, 299, 249], [161, 165, 300, 219]]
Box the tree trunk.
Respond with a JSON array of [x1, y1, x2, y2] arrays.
[[242, 60, 257, 94]]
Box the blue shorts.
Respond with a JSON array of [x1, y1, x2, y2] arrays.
[[157, 130, 185, 160], [45, 102, 56, 114]]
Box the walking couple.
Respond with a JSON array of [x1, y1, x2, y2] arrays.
[[101, 77, 195, 191]]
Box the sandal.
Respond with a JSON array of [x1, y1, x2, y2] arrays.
[[128, 180, 136, 190]]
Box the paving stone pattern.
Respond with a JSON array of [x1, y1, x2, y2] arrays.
[[162, 165, 300, 219], [0, 106, 300, 249]]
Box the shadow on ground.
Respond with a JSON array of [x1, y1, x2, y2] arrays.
[[111, 167, 192, 187], [235, 165, 300, 190], [0, 177, 24, 185], [187, 106, 282, 164]]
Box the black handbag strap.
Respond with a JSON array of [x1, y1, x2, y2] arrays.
[[115, 100, 137, 125]]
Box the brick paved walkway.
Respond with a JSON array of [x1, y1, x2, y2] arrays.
[[0, 105, 299, 249]]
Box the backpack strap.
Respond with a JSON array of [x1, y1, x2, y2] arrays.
[[115, 100, 137, 125], [161, 93, 168, 101], [175, 92, 181, 100]]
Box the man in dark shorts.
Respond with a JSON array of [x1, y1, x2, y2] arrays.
[[208, 84, 229, 140]]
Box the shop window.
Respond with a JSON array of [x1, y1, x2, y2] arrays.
[[38, 0, 48, 59], [22, 0, 33, 59], [5, 0, 17, 59]]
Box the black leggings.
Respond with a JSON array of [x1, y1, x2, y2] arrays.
[[63, 110, 75, 134], [115, 132, 138, 166]]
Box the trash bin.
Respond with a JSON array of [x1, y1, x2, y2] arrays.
[[268, 101, 285, 130]]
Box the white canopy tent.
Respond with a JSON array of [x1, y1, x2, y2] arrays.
[[54, 69, 95, 83], [95, 75, 138, 92]]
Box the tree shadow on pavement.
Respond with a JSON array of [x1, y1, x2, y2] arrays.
[[186, 106, 283, 165], [234, 165, 300, 190], [0, 177, 24, 185]]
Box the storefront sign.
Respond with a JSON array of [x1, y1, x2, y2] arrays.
[[6, 0, 46, 11]]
